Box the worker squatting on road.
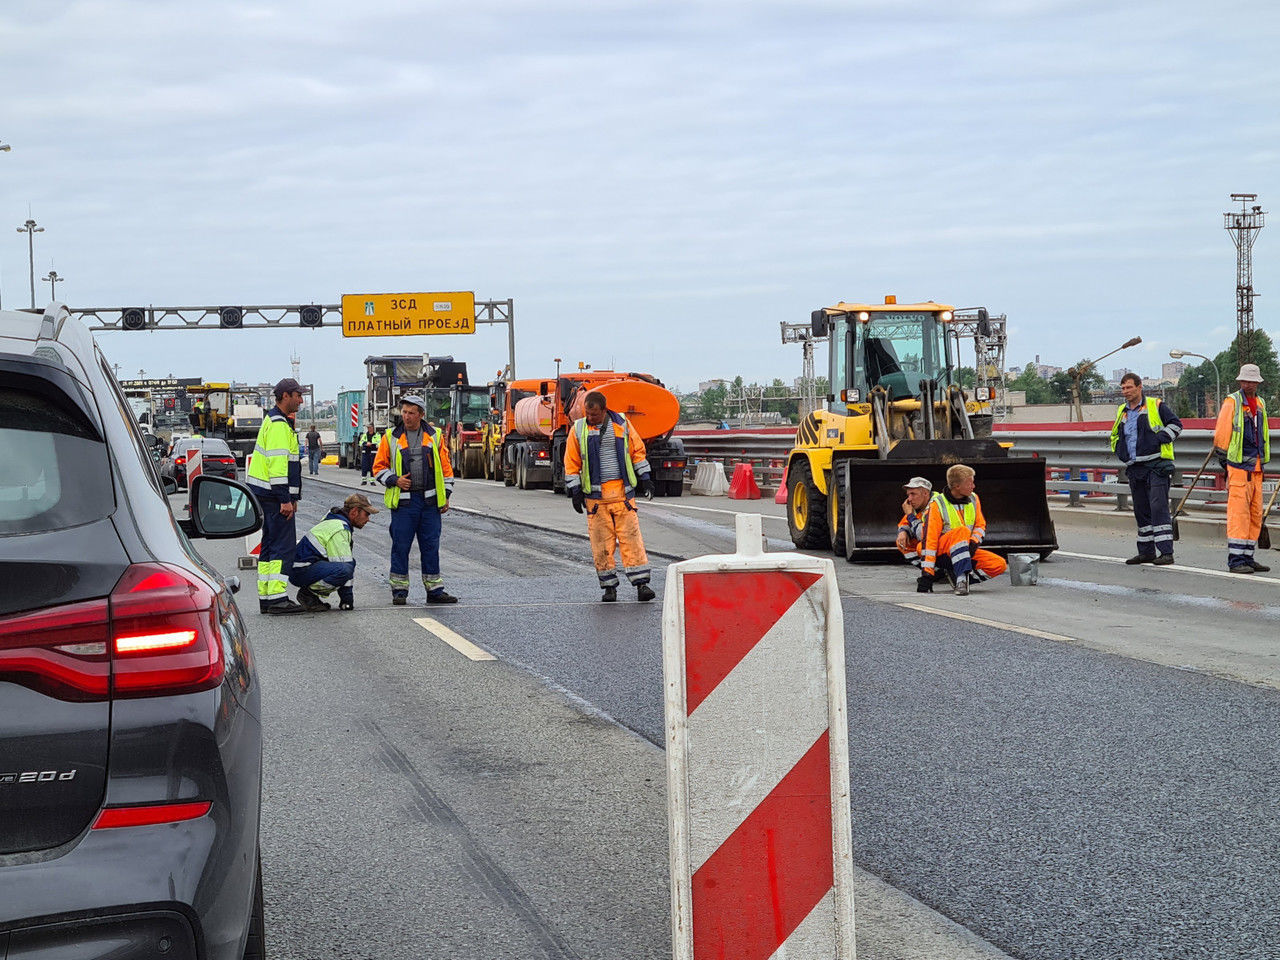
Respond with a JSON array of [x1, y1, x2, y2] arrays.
[[896, 476, 933, 567], [564, 391, 657, 603], [1110, 372, 1183, 566], [374, 394, 458, 605], [290, 492, 379, 611], [246, 377, 306, 615], [919, 463, 1008, 596], [1214, 363, 1272, 575]]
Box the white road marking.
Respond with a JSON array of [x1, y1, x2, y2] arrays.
[[895, 603, 1080, 644], [1056, 550, 1280, 585], [413, 617, 496, 660]]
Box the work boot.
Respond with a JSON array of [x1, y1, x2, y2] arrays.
[[296, 586, 330, 611], [392, 592, 408, 605], [636, 583, 656, 602], [426, 590, 458, 604], [1248, 559, 1272, 573], [1125, 554, 1156, 565], [263, 599, 307, 615], [953, 579, 969, 596], [601, 586, 617, 603], [1229, 565, 1255, 575], [1152, 555, 1175, 566]]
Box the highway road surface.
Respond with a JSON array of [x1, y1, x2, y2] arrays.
[[193, 465, 1279, 959]]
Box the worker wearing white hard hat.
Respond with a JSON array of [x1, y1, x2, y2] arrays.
[[1213, 363, 1271, 573]]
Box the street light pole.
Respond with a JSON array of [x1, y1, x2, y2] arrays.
[[0, 142, 10, 309], [1170, 349, 1221, 416], [16, 218, 44, 309], [1068, 337, 1142, 422], [43, 270, 62, 300]]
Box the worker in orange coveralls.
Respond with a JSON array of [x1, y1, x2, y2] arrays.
[[896, 476, 933, 567], [1213, 363, 1271, 574], [564, 390, 656, 603], [920, 463, 1007, 596]]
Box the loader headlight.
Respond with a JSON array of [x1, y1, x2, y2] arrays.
[[939, 310, 953, 322], [856, 312, 870, 323], [975, 387, 991, 401], [841, 389, 861, 403]]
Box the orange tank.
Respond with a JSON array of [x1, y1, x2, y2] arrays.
[[513, 394, 556, 439], [567, 378, 680, 441]]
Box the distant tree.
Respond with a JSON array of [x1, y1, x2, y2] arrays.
[[699, 383, 728, 421], [1217, 329, 1280, 410], [1008, 363, 1054, 404], [955, 366, 976, 389]]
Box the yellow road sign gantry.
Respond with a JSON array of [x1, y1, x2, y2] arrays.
[[341, 291, 476, 338]]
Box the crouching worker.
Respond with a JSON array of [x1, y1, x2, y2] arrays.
[[920, 464, 1007, 596], [564, 391, 657, 603], [896, 476, 933, 568], [290, 493, 379, 611]]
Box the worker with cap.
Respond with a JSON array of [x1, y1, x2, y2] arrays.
[[1214, 363, 1272, 574], [373, 394, 457, 605], [290, 492, 379, 611], [1110, 372, 1183, 565], [246, 377, 306, 614], [896, 476, 933, 569], [564, 390, 656, 602], [920, 463, 1007, 596]]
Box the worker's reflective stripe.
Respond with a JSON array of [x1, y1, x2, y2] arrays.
[[382, 428, 447, 509], [255, 445, 292, 457]]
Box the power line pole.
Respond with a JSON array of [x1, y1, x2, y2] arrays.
[[1225, 193, 1265, 366]]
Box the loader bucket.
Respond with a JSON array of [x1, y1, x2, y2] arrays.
[[839, 440, 1057, 561]]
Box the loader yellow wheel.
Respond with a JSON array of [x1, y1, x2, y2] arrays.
[[787, 460, 830, 550], [827, 463, 848, 558]]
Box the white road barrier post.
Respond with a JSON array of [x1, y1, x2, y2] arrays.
[[662, 513, 855, 960]]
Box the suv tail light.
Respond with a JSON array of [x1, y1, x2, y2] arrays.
[[0, 564, 223, 702], [110, 564, 224, 698]]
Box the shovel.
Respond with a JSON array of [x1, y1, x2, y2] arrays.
[[1259, 478, 1280, 550], [1171, 448, 1216, 541]]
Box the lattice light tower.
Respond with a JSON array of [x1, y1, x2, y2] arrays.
[[1225, 193, 1265, 366], [780, 320, 826, 418]]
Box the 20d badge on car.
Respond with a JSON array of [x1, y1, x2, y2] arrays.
[[0, 769, 78, 784]]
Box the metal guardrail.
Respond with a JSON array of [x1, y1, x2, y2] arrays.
[[674, 425, 1278, 514]]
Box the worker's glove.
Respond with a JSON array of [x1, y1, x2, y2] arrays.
[[571, 488, 585, 514], [637, 476, 654, 500], [916, 575, 934, 594], [969, 540, 980, 557], [1216, 451, 1229, 472], [339, 600, 354, 611]]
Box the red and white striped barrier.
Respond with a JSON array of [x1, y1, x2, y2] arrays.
[[185, 445, 203, 484], [662, 514, 854, 960]]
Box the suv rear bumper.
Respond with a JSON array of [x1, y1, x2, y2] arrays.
[[2, 909, 198, 959]]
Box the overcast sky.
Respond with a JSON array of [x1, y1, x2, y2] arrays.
[[2, 0, 1278, 400]]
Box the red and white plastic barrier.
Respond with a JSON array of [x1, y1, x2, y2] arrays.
[[185, 445, 203, 484], [662, 514, 854, 959]]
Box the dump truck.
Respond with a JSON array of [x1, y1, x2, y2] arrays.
[[445, 382, 491, 477], [501, 370, 688, 496], [786, 297, 1056, 560]]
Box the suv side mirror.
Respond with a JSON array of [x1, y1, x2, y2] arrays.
[[179, 475, 263, 539]]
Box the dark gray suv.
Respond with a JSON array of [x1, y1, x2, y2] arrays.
[[0, 304, 266, 959]]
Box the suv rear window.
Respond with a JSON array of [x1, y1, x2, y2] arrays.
[[0, 386, 113, 534]]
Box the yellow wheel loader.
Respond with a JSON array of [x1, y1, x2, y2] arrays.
[[786, 298, 1057, 560]]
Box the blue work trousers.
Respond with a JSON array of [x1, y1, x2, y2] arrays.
[[291, 559, 355, 604], [256, 500, 297, 608], [1127, 462, 1174, 558], [360, 451, 375, 478], [388, 491, 443, 596], [308, 448, 322, 474]]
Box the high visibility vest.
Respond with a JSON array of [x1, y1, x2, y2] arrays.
[[1225, 392, 1271, 467], [575, 414, 638, 495], [246, 409, 300, 500], [382, 427, 447, 509], [930, 492, 976, 532], [1109, 397, 1174, 463], [298, 511, 354, 564]]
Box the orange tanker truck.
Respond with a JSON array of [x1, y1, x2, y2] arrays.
[[500, 370, 688, 497]]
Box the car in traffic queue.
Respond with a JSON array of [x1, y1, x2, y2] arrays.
[[161, 436, 240, 489], [0, 304, 267, 960]]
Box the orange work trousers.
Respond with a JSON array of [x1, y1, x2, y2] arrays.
[[1226, 465, 1264, 569], [586, 497, 651, 588], [933, 528, 1007, 582]]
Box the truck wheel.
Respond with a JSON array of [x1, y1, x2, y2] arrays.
[[517, 450, 528, 490], [827, 463, 848, 558], [787, 460, 830, 549], [665, 478, 683, 497], [464, 448, 484, 477], [503, 452, 516, 487]]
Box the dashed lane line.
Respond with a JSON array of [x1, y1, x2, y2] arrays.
[[413, 617, 496, 661], [894, 602, 1080, 644], [1056, 550, 1280, 585]]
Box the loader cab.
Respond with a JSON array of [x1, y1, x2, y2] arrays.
[[820, 303, 956, 416]]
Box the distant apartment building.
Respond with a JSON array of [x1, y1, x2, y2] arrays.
[[1162, 361, 1188, 381], [1035, 364, 1063, 379], [1111, 367, 1132, 383]]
